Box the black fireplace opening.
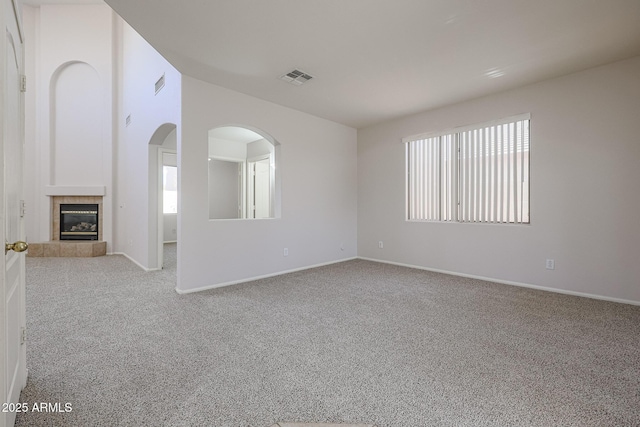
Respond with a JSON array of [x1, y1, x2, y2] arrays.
[[60, 204, 99, 241]]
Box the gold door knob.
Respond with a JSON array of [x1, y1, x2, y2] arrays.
[[5, 241, 28, 254]]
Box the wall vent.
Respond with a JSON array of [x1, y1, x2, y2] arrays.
[[279, 69, 313, 85], [155, 74, 165, 94]]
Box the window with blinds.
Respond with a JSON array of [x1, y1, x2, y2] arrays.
[[405, 114, 530, 224]]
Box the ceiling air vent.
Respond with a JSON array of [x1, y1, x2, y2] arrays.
[[279, 69, 313, 86]]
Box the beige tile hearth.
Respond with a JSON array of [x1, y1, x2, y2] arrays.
[[60, 243, 77, 257], [27, 243, 44, 257], [28, 241, 106, 258], [43, 242, 60, 257], [77, 243, 95, 257]]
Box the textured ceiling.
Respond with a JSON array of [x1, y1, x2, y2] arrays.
[[100, 1, 640, 128]]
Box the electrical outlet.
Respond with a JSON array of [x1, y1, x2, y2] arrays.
[[545, 259, 555, 270], [283, 248, 288, 257], [378, 241, 384, 249]]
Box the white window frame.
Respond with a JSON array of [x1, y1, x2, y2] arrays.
[[404, 114, 530, 224], [162, 164, 178, 214]]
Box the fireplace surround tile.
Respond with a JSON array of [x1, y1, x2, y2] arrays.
[[28, 241, 106, 258]]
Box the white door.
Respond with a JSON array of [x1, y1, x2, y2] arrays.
[[1, 0, 26, 426], [253, 158, 270, 218]]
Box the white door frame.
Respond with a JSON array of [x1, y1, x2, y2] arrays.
[[157, 147, 176, 269], [247, 153, 273, 218]]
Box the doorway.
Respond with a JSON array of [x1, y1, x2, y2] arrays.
[[158, 148, 177, 269], [148, 123, 177, 271]]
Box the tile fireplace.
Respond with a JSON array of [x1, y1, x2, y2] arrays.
[[51, 196, 103, 241], [27, 195, 106, 257]]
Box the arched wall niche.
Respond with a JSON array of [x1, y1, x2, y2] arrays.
[[49, 61, 103, 186]]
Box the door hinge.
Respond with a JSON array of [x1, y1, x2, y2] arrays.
[[21, 327, 26, 345], [20, 75, 26, 92], [20, 200, 26, 217]]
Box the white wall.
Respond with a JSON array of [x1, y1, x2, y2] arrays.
[[208, 159, 240, 219], [208, 137, 247, 161], [115, 18, 180, 268], [163, 214, 177, 243], [358, 55, 640, 304], [247, 139, 273, 159], [23, 4, 114, 248], [178, 76, 357, 292]]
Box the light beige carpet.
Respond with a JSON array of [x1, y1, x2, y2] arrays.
[[16, 247, 640, 426], [272, 424, 376, 427]]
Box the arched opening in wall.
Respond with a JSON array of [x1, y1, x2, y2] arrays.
[[149, 123, 177, 271], [208, 125, 281, 220]]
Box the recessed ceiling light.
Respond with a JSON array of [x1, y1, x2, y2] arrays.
[[279, 69, 314, 85], [444, 14, 459, 25], [485, 68, 505, 79]]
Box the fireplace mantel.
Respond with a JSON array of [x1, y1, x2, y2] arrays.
[[45, 186, 106, 196]]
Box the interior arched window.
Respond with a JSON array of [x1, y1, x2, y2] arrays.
[[208, 126, 280, 219]]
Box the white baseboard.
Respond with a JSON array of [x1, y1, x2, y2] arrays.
[[175, 257, 358, 295], [357, 256, 640, 307], [110, 252, 161, 272]]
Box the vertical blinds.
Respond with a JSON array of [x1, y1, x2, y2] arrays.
[[405, 115, 530, 224]]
